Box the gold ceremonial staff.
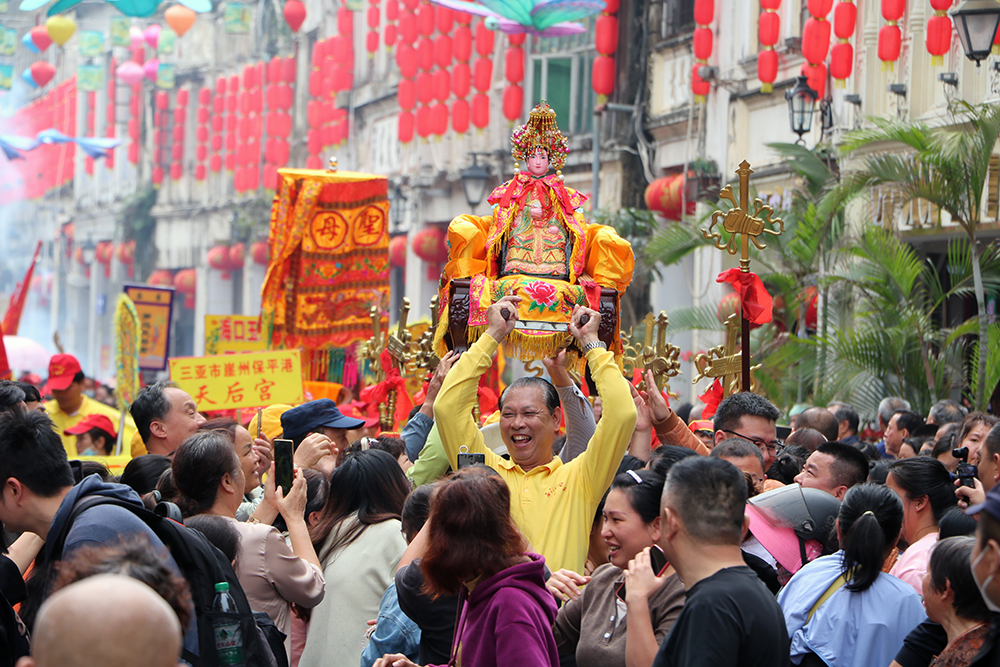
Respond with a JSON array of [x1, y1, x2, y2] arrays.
[[699, 160, 783, 394]]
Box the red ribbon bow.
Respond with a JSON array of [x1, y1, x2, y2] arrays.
[[716, 269, 773, 325], [359, 349, 413, 430]]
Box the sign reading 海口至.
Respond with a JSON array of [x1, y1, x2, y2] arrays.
[[205, 315, 268, 355]]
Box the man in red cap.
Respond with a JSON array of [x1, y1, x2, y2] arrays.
[[44, 354, 137, 457], [64, 414, 118, 457]]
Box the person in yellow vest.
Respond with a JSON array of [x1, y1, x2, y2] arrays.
[[44, 354, 138, 458]]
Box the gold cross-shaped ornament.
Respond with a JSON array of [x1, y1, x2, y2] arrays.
[[692, 313, 760, 397], [621, 312, 682, 399]]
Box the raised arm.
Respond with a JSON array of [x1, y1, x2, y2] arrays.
[[545, 350, 596, 463], [567, 305, 638, 503], [434, 296, 521, 469], [646, 370, 710, 456]]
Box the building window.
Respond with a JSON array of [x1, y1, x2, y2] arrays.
[[529, 20, 596, 135], [663, 0, 695, 38]]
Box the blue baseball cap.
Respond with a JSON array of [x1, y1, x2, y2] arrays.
[[280, 399, 365, 441], [966, 482, 1000, 522]]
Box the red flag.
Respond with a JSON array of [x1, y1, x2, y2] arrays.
[[2, 241, 42, 336], [700, 379, 724, 419], [716, 268, 773, 325], [0, 319, 10, 380]]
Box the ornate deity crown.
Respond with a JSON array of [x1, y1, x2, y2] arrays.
[[510, 101, 570, 172]]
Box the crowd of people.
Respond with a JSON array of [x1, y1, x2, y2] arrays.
[[4, 298, 1000, 666]]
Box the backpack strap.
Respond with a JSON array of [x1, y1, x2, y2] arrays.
[[45, 495, 158, 562]]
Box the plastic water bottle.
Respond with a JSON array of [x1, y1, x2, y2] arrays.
[[212, 582, 245, 667]]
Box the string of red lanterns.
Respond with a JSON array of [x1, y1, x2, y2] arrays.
[[432, 6, 454, 137], [105, 57, 116, 169], [691, 0, 713, 102], [367, 0, 382, 58], [127, 45, 143, 166], [152, 90, 168, 186], [878, 0, 904, 71], [472, 17, 493, 131], [172, 86, 188, 182], [195, 86, 210, 181], [397, 0, 419, 143], [757, 0, 779, 93], [452, 12, 472, 134], [801, 0, 831, 100], [830, 0, 856, 87], [385, 0, 399, 51], [926, 0, 953, 66], [593, 0, 618, 102], [503, 33, 525, 123], [84, 90, 96, 176], [226, 74, 238, 172]]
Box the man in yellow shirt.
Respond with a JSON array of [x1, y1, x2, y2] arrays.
[[44, 354, 138, 457], [434, 295, 637, 575]]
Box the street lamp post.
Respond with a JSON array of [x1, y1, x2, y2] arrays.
[[460, 153, 492, 210], [951, 0, 1000, 66], [785, 76, 819, 145]]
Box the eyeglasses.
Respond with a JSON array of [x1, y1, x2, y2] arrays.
[[722, 429, 783, 455]]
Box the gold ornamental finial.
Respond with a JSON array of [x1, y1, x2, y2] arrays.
[[692, 314, 759, 398]]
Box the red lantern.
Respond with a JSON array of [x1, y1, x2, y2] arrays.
[[502, 84, 522, 121], [596, 15, 618, 56], [174, 269, 197, 308], [644, 174, 693, 220], [399, 110, 415, 143], [437, 6, 453, 33], [397, 44, 418, 78], [834, 1, 856, 38], [454, 25, 472, 61], [435, 34, 452, 68], [385, 24, 398, 48], [148, 269, 174, 286], [284, 0, 306, 32], [368, 5, 380, 28], [400, 12, 417, 44], [418, 38, 434, 71], [431, 102, 448, 135], [208, 244, 230, 273], [412, 226, 448, 264], [693, 0, 714, 26], [210, 154, 222, 172], [250, 241, 269, 266], [474, 20, 494, 56], [416, 105, 432, 138], [878, 23, 901, 67], [926, 14, 951, 65], [472, 92, 489, 129], [95, 241, 114, 278], [758, 49, 778, 92], [367, 31, 379, 54], [802, 18, 831, 65], [830, 41, 853, 81], [389, 235, 408, 268], [116, 240, 136, 267], [802, 62, 827, 99], [759, 11, 779, 45], [453, 62, 471, 98], [452, 97, 469, 134], [592, 55, 615, 97], [228, 242, 246, 271], [152, 167, 164, 185], [474, 58, 492, 92], [433, 69, 451, 102], [398, 78, 416, 110], [693, 26, 712, 60], [691, 63, 710, 98], [417, 71, 434, 103], [505, 46, 523, 83], [195, 164, 207, 181], [418, 3, 434, 35]]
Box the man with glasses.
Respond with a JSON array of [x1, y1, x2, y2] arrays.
[[433, 295, 637, 575], [713, 392, 783, 472]]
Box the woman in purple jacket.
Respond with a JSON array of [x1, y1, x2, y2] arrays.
[[374, 466, 559, 667]]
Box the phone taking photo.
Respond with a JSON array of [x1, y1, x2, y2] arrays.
[[615, 545, 669, 603], [273, 439, 294, 495]]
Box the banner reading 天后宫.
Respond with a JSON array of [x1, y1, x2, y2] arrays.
[[169, 349, 304, 410]]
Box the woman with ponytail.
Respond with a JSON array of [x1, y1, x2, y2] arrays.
[[172, 432, 325, 662], [778, 483, 926, 667]]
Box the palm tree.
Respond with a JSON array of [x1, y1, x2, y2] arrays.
[[826, 102, 1000, 409]]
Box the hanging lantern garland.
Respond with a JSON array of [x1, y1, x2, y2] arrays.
[[152, 91, 169, 186], [84, 91, 96, 176], [397, 0, 419, 143], [757, 0, 779, 93], [432, 6, 454, 137], [926, 0, 952, 66], [691, 0, 713, 102], [503, 33, 525, 122], [472, 17, 494, 131], [452, 12, 472, 134], [801, 0, 831, 100], [385, 0, 399, 51], [126, 46, 143, 166], [367, 0, 381, 58], [878, 0, 904, 71], [195, 86, 210, 181], [830, 0, 856, 87], [106, 57, 116, 169], [593, 0, 618, 103], [171, 87, 188, 182]]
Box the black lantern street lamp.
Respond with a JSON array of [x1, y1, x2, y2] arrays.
[[951, 0, 1000, 66], [460, 154, 491, 209], [389, 185, 408, 233], [80, 238, 97, 265], [785, 76, 819, 145]]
